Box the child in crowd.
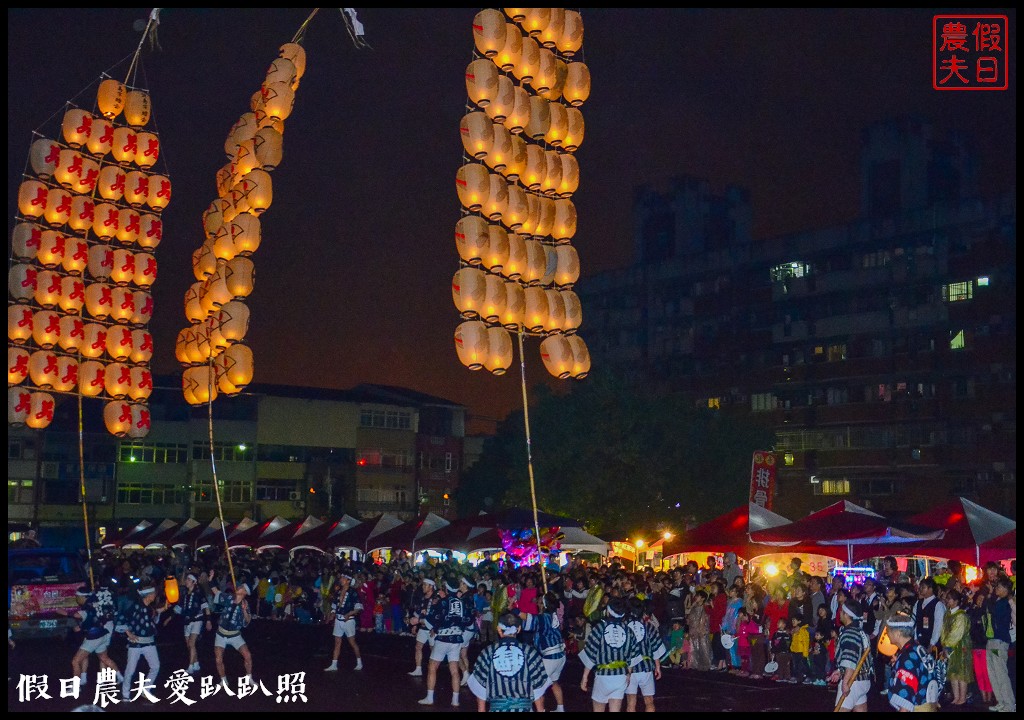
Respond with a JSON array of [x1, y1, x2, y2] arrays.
[[373, 597, 386, 633], [809, 627, 829, 685], [735, 608, 760, 676], [664, 617, 687, 667], [769, 618, 793, 682], [789, 616, 811, 683]]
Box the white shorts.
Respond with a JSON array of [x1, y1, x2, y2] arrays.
[[461, 628, 475, 649], [430, 641, 462, 664], [80, 632, 111, 654], [625, 670, 655, 696], [836, 679, 871, 710], [333, 618, 357, 638], [184, 621, 203, 638], [214, 632, 246, 650], [543, 655, 566, 682], [416, 628, 432, 645], [592, 674, 628, 704]]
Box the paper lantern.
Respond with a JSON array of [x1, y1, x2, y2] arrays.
[[97, 79, 126, 119], [18, 180, 48, 218], [103, 400, 133, 436], [455, 215, 488, 265], [111, 127, 138, 164], [34, 270, 62, 308], [86, 116, 115, 156], [43, 187, 74, 227], [279, 42, 307, 80], [503, 183, 528, 231], [540, 335, 573, 379], [109, 286, 136, 324], [134, 132, 160, 168], [552, 199, 577, 242], [523, 144, 547, 191], [146, 174, 171, 211], [225, 112, 259, 158], [28, 350, 60, 389], [558, 153, 580, 197], [9, 264, 38, 303], [563, 107, 585, 152], [567, 334, 591, 379], [532, 48, 556, 94], [504, 8, 527, 22], [84, 283, 114, 320], [502, 281, 526, 329], [523, 286, 549, 331], [558, 11, 584, 57], [242, 170, 271, 214], [554, 245, 581, 287], [495, 22, 523, 72], [456, 163, 490, 212], [513, 35, 540, 83], [452, 267, 487, 319], [137, 213, 163, 249], [485, 224, 510, 272], [97, 164, 126, 201], [485, 123, 513, 173], [533, 196, 556, 239], [261, 81, 295, 121], [253, 126, 283, 170], [472, 9, 506, 57], [105, 325, 133, 361], [506, 86, 530, 135], [265, 57, 297, 88], [32, 310, 61, 348], [454, 320, 489, 371], [192, 244, 217, 282], [524, 96, 551, 140], [124, 89, 151, 127], [8, 306, 34, 344], [539, 8, 565, 48], [541, 59, 568, 102], [544, 288, 566, 332], [116, 208, 141, 245], [68, 196, 95, 231], [133, 253, 157, 288], [29, 139, 61, 178], [130, 291, 153, 326], [485, 75, 515, 124], [164, 577, 180, 605], [92, 203, 121, 239], [80, 324, 108, 359], [503, 233, 527, 280], [505, 133, 528, 182], [230, 212, 261, 256], [183, 365, 218, 405], [104, 362, 132, 399], [128, 367, 152, 402], [129, 329, 154, 364], [128, 402, 151, 439], [220, 343, 254, 390], [225, 257, 255, 299], [203, 198, 231, 239], [61, 108, 93, 148], [52, 356, 78, 393], [521, 8, 550, 36], [58, 276, 86, 315], [174, 328, 193, 365], [214, 301, 250, 344], [466, 59, 499, 108], [522, 239, 546, 284], [110, 249, 136, 286], [12, 223, 43, 260], [482, 273, 508, 323], [484, 327, 513, 375], [211, 225, 234, 262], [26, 392, 55, 430], [8, 388, 31, 425], [232, 138, 259, 177], [184, 282, 206, 323], [545, 103, 568, 148], [216, 162, 237, 198], [9, 348, 30, 386], [542, 150, 563, 196], [87, 245, 113, 281], [563, 62, 591, 106], [460, 111, 493, 159], [34, 230, 65, 268], [58, 316, 85, 352], [484, 173, 508, 221], [78, 360, 106, 397]]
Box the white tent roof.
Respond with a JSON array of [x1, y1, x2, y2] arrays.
[[560, 526, 609, 555]]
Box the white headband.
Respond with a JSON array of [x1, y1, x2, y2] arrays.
[[186, 574, 198, 582], [842, 603, 862, 621], [607, 606, 624, 618], [139, 587, 156, 596], [422, 579, 436, 587], [498, 622, 520, 635], [886, 617, 914, 630]]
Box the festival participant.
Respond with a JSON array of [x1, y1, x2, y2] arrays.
[[520, 591, 567, 712], [324, 572, 363, 672], [624, 597, 667, 712], [418, 576, 474, 707], [407, 577, 437, 677], [467, 612, 550, 712], [968, 591, 994, 706], [829, 598, 873, 712], [939, 589, 972, 706], [911, 578, 945, 653], [457, 575, 478, 687], [985, 578, 1016, 712], [579, 597, 643, 712], [119, 584, 167, 701], [211, 581, 254, 690], [179, 572, 212, 675], [884, 612, 940, 712], [66, 585, 121, 687]]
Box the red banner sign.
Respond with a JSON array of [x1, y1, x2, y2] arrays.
[[749, 451, 777, 510], [9, 582, 80, 620]]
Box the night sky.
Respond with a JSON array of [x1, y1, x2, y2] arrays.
[[7, 9, 1016, 432]]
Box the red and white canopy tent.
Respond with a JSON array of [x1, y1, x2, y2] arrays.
[[366, 512, 451, 555]]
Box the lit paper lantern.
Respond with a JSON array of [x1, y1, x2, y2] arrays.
[[523, 286, 549, 331], [567, 334, 591, 379], [524, 96, 551, 140], [505, 133, 528, 182], [541, 244, 559, 286], [545, 103, 568, 148], [554, 245, 580, 287], [36, 230, 66, 268], [58, 276, 86, 315], [109, 286, 136, 324], [542, 150, 563, 196], [12, 223, 43, 260], [34, 270, 62, 308], [558, 153, 580, 197], [128, 367, 152, 401], [68, 196, 95, 231], [552, 199, 577, 242], [80, 324, 108, 359], [129, 330, 153, 364], [503, 184, 528, 231], [504, 8, 527, 22], [460, 112, 493, 159], [87, 245, 114, 281], [466, 59, 500, 108], [224, 257, 255, 299], [214, 301, 250, 344], [128, 402, 151, 439], [513, 35, 540, 83], [137, 213, 163, 249], [485, 123, 513, 173], [111, 126, 138, 164], [18, 180, 48, 218], [78, 360, 106, 397], [52, 356, 78, 393], [192, 244, 217, 282], [43, 187, 74, 226], [544, 288, 566, 332], [539, 8, 565, 48], [183, 365, 218, 405], [540, 334, 573, 379], [9, 264, 38, 303], [265, 57, 297, 88], [232, 138, 259, 177], [62, 108, 93, 148], [86, 116, 115, 156], [28, 350, 60, 389], [261, 81, 295, 121], [8, 306, 34, 344], [9, 348, 30, 386], [454, 320, 489, 370], [58, 316, 85, 352], [279, 42, 307, 80], [532, 48, 556, 94], [105, 325, 133, 360], [495, 22, 523, 72], [216, 162, 237, 198], [452, 267, 487, 319], [455, 215, 488, 265], [521, 8, 550, 36], [104, 362, 132, 399], [103, 400, 133, 436], [32, 310, 61, 348], [92, 203, 121, 239], [225, 112, 259, 158], [110, 249, 136, 286], [130, 291, 153, 326], [174, 328, 193, 366], [26, 392, 55, 430], [485, 224, 510, 272], [484, 327, 513, 375], [116, 208, 141, 245], [8, 388, 31, 425], [533, 196, 556, 239], [97, 79, 126, 119], [563, 62, 591, 107], [184, 282, 206, 323], [164, 577, 180, 604], [482, 273, 508, 323], [97, 164, 127, 201], [242, 170, 271, 214], [134, 132, 160, 168], [473, 9, 506, 57], [503, 233, 527, 280], [134, 253, 157, 288], [502, 281, 526, 329], [484, 173, 508, 221], [523, 144, 547, 191], [146, 174, 171, 211], [124, 89, 151, 127], [203, 198, 231, 239], [522, 239, 546, 284], [84, 283, 114, 320], [563, 107, 584, 152], [456, 163, 489, 212], [29, 139, 61, 178], [560, 290, 582, 332], [485, 75, 515, 124], [558, 11, 584, 57], [254, 126, 283, 170], [219, 343, 254, 391], [541, 59, 568, 102]]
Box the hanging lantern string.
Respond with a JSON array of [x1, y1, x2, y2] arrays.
[[340, 8, 371, 49], [517, 328, 547, 595], [206, 357, 237, 591], [292, 8, 320, 43], [77, 392, 96, 592], [123, 8, 162, 86]]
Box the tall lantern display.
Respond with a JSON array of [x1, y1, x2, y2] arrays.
[[453, 9, 590, 381], [177, 41, 308, 405], [9, 72, 168, 438]]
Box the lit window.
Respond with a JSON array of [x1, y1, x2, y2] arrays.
[[977, 276, 989, 287], [814, 479, 850, 496], [942, 281, 973, 302], [783, 452, 795, 466], [950, 330, 965, 350], [707, 397, 721, 409]]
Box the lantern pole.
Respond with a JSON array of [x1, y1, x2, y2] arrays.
[[77, 390, 96, 592], [206, 358, 237, 591], [517, 329, 547, 595]]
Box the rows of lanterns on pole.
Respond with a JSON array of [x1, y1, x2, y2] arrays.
[[9, 79, 169, 436], [453, 8, 591, 380], [175, 42, 306, 405]]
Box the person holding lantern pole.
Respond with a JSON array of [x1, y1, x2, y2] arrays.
[[179, 572, 211, 675]]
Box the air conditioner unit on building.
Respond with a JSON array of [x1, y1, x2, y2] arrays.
[[288, 491, 301, 501]]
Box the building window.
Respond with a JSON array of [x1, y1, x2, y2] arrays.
[[444, 452, 453, 473], [862, 479, 894, 496], [357, 448, 413, 469], [256, 479, 296, 501], [770, 261, 810, 282], [949, 330, 965, 350], [707, 397, 721, 409], [977, 276, 989, 287], [192, 442, 252, 462], [8, 479, 33, 504], [116, 482, 189, 505], [941, 281, 973, 303], [750, 393, 778, 412], [193, 479, 251, 504], [9, 439, 23, 460], [827, 343, 847, 362], [813, 478, 850, 496], [359, 408, 412, 430], [119, 442, 189, 463]]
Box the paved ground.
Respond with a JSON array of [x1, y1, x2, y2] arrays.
[[6, 618, 979, 713]]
